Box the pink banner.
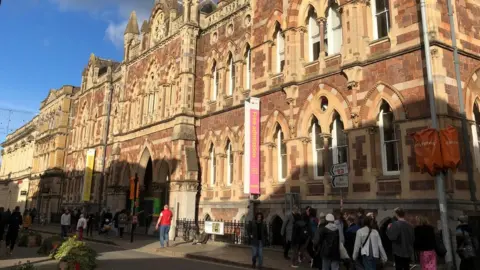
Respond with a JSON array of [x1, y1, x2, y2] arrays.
[[249, 105, 260, 195]]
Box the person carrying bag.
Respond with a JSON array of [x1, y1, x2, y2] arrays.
[[353, 216, 388, 270]]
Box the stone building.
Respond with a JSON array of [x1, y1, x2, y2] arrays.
[[0, 117, 37, 213], [30, 85, 78, 222], [4, 0, 479, 236]]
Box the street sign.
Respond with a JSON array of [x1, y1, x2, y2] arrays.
[[332, 175, 349, 188], [330, 163, 348, 176]]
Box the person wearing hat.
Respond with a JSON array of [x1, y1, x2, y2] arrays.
[[313, 213, 341, 270], [456, 215, 478, 270]]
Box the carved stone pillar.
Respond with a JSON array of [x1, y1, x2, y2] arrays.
[[319, 18, 326, 56], [266, 143, 275, 183], [323, 135, 332, 195], [301, 138, 310, 178]]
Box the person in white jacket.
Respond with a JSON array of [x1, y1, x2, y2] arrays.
[[353, 216, 388, 270], [76, 214, 87, 240], [60, 210, 71, 238]]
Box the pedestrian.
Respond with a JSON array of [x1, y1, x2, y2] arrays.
[[290, 208, 311, 268], [334, 211, 345, 245], [60, 209, 71, 238], [353, 215, 388, 270], [102, 208, 113, 230], [307, 207, 319, 267], [5, 206, 22, 256], [313, 213, 341, 270], [30, 207, 37, 224], [118, 209, 128, 239], [113, 209, 120, 236], [344, 215, 360, 265], [248, 212, 268, 269], [0, 207, 5, 243], [86, 213, 95, 237], [414, 216, 437, 270], [456, 215, 478, 270], [357, 208, 366, 227], [22, 211, 32, 230], [77, 214, 87, 240], [281, 206, 300, 260], [387, 207, 415, 270], [155, 204, 173, 248]]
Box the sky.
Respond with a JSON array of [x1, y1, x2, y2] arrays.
[[0, 0, 155, 146]]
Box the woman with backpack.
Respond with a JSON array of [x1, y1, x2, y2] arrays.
[[352, 216, 388, 270]]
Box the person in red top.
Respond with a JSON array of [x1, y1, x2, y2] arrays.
[[156, 205, 173, 248]]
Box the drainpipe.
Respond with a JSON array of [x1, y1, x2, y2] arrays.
[[419, 0, 454, 268], [446, 0, 477, 212], [100, 64, 115, 211]]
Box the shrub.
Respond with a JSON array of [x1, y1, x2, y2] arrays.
[[54, 236, 97, 270], [11, 261, 36, 270], [17, 231, 42, 247], [37, 235, 65, 256]]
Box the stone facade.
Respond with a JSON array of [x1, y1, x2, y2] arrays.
[[2, 0, 480, 235], [30, 85, 78, 222], [0, 117, 37, 213]]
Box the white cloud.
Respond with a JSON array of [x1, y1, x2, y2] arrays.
[[50, 0, 154, 48]]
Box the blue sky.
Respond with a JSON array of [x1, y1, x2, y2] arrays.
[[0, 0, 154, 144]]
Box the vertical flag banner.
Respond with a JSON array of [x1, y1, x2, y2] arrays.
[[82, 149, 96, 201], [129, 177, 140, 200], [244, 97, 261, 195]]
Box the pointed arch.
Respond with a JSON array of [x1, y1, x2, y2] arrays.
[[296, 83, 351, 137], [219, 127, 236, 154], [262, 110, 291, 144], [360, 82, 407, 125], [202, 130, 219, 157], [464, 67, 480, 121]]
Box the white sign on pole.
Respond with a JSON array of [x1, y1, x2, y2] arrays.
[[332, 175, 349, 188], [330, 162, 348, 176], [204, 221, 225, 235]]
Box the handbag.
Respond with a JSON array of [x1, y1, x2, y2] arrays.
[[355, 229, 373, 270], [435, 231, 447, 257]]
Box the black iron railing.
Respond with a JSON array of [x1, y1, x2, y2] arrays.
[[175, 218, 272, 246]]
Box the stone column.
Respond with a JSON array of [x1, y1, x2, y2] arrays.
[[168, 181, 198, 240], [301, 138, 310, 178], [323, 135, 331, 195]]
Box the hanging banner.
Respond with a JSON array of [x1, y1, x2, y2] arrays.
[[412, 128, 443, 176], [129, 177, 140, 200], [82, 149, 96, 202], [440, 125, 461, 171], [244, 97, 261, 195]]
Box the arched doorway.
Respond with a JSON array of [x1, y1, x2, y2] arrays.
[[270, 215, 283, 246], [138, 157, 153, 227]]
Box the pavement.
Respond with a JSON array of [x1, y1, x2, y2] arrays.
[[26, 224, 445, 270]]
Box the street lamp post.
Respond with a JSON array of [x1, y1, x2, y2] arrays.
[[130, 173, 139, 243]]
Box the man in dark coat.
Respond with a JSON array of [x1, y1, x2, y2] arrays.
[[313, 213, 341, 270], [281, 206, 300, 260], [248, 212, 268, 269], [6, 206, 23, 255]]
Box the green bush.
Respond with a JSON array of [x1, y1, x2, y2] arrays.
[[17, 231, 42, 247], [53, 236, 97, 270], [10, 261, 36, 270], [37, 235, 65, 256]]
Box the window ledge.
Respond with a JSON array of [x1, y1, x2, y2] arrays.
[[270, 72, 284, 79], [304, 60, 319, 68], [377, 174, 400, 181], [325, 53, 341, 61], [369, 36, 390, 46]]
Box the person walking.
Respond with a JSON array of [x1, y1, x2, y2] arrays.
[[353, 216, 388, 270], [22, 211, 32, 230], [86, 213, 95, 237], [0, 207, 5, 243], [281, 206, 300, 260], [5, 206, 22, 256], [113, 209, 120, 236], [118, 210, 128, 239], [307, 208, 319, 267], [291, 209, 311, 268], [387, 207, 415, 270], [60, 209, 71, 238], [155, 205, 173, 248], [30, 207, 37, 224], [414, 216, 437, 270], [313, 213, 341, 270], [344, 215, 360, 268], [76, 214, 87, 240], [456, 215, 478, 270], [248, 212, 268, 269]]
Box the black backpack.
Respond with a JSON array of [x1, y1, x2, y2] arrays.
[[323, 229, 340, 259], [295, 220, 310, 242]]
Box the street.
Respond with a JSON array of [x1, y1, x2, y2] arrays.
[[0, 241, 249, 270]]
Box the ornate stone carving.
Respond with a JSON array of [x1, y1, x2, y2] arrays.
[[169, 181, 199, 192]]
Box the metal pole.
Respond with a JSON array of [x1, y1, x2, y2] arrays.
[[419, 0, 453, 268], [446, 0, 477, 211], [130, 173, 138, 243], [100, 67, 115, 211]]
